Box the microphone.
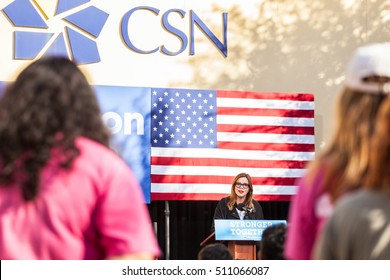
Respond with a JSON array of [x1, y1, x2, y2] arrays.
[[236, 203, 245, 211], [242, 206, 256, 214], [236, 203, 256, 214]]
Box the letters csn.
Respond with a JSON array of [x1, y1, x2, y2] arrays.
[[120, 6, 228, 57]]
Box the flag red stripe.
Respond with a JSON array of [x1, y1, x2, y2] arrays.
[[151, 174, 298, 186], [218, 141, 315, 152], [151, 157, 308, 169], [218, 124, 314, 135], [151, 192, 293, 201], [218, 107, 314, 118], [217, 90, 314, 101]]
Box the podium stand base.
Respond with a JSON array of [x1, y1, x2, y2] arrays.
[[228, 241, 257, 260]]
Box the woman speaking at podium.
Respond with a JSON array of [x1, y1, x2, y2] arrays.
[[211, 173, 264, 232]]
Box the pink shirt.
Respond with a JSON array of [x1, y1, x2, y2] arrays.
[[284, 170, 333, 260], [0, 137, 160, 259]]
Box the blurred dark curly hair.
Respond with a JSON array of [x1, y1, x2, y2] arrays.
[[260, 223, 286, 260], [0, 56, 110, 201]]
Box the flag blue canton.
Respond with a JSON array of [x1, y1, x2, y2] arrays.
[[151, 88, 217, 148]]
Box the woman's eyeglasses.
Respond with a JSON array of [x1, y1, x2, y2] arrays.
[[235, 182, 249, 189]]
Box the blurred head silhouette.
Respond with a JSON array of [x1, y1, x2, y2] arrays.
[[198, 243, 233, 260], [0, 56, 110, 201], [259, 223, 286, 260]]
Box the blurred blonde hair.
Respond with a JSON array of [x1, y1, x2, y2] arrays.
[[305, 87, 386, 202], [365, 95, 390, 191]]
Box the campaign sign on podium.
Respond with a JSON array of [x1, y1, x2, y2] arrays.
[[214, 219, 287, 241]]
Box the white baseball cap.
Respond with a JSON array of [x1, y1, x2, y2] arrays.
[[346, 42, 390, 94]]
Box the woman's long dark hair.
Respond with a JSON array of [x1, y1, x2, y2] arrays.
[[0, 56, 110, 201]]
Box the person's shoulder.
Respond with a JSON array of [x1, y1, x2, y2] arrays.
[[218, 196, 230, 204], [335, 189, 375, 211], [252, 199, 261, 206], [74, 137, 128, 170], [72, 136, 138, 190], [75, 136, 108, 151], [327, 190, 375, 227], [76, 137, 117, 159], [322, 191, 370, 237], [292, 166, 327, 205]]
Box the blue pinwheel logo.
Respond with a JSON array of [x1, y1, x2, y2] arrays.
[[2, 0, 109, 64]]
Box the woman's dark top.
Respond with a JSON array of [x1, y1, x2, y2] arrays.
[[211, 196, 264, 232]]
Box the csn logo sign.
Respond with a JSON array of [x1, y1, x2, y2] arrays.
[[2, 0, 228, 65], [2, 0, 109, 64], [120, 6, 228, 57]]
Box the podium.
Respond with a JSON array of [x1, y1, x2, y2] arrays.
[[200, 220, 286, 260]]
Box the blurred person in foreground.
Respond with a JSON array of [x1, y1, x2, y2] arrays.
[[198, 243, 233, 260], [211, 173, 263, 232], [314, 78, 390, 259], [285, 43, 390, 259], [258, 223, 286, 260], [0, 56, 160, 260]]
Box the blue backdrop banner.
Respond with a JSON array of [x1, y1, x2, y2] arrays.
[[95, 85, 151, 202]]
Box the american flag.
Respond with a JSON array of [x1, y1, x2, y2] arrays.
[[150, 88, 314, 201]]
